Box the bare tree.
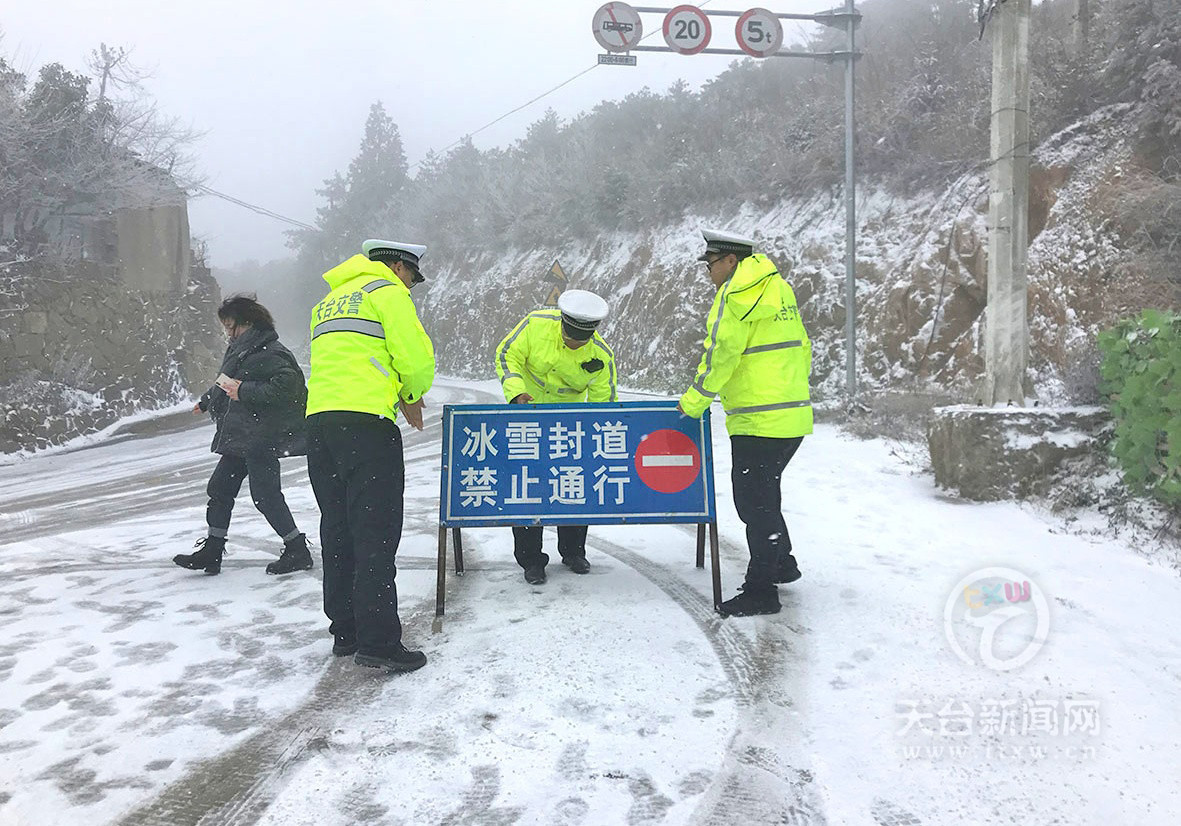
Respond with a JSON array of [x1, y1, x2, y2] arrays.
[[85, 43, 205, 198]]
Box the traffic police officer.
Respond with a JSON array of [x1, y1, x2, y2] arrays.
[[494, 290, 617, 585], [305, 239, 435, 671], [678, 230, 812, 617]]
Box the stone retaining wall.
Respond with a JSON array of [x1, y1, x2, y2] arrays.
[[0, 259, 222, 453]]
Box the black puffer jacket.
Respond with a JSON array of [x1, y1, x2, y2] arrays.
[[199, 326, 307, 457]]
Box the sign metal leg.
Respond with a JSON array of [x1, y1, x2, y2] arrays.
[[695, 523, 706, 569], [452, 527, 465, 575], [436, 526, 447, 618], [709, 521, 722, 610]]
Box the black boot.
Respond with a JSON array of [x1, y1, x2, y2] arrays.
[[354, 643, 427, 672], [562, 556, 590, 574], [266, 534, 313, 575], [718, 587, 781, 617], [773, 555, 802, 584], [332, 633, 358, 657], [173, 536, 226, 575]]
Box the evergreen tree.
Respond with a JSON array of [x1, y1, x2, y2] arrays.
[[287, 0, 1178, 260], [290, 101, 409, 266], [344, 102, 408, 226]]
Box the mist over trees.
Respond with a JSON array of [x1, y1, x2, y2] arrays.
[[0, 39, 202, 260], [288, 0, 1178, 294], [213, 257, 309, 352]]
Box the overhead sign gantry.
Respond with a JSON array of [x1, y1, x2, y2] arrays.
[[591, 2, 865, 403]]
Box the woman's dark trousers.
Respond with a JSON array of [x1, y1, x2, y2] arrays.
[[206, 453, 299, 541]]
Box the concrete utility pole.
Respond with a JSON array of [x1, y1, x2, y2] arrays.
[[981, 0, 1032, 406], [844, 0, 857, 402], [1073, 0, 1090, 52]]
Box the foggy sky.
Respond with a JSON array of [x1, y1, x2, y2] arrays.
[[3, 1, 835, 267]]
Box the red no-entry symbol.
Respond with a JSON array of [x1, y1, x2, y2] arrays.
[[634, 429, 702, 494]]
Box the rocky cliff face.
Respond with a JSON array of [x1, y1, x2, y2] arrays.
[[0, 259, 222, 454], [417, 106, 1163, 406]]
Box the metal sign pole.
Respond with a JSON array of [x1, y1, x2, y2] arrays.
[[844, 0, 858, 403], [594, 3, 862, 400], [708, 522, 722, 610], [435, 526, 447, 619]]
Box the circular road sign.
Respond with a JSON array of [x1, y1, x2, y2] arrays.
[[735, 7, 784, 58], [663, 5, 711, 55], [634, 429, 702, 494], [593, 3, 644, 53]]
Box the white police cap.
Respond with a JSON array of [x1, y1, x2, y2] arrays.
[[698, 229, 755, 261], [557, 289, 608, 340], [363, 239, 426, 266], [363, 239, 426, 284]]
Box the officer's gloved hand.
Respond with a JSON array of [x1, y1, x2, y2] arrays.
[[511, 393, 534, 404]]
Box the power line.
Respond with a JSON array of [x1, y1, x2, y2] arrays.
[[409, 1, 715, 171], [197, 3, 717, 228], [409, 65, 599, 171], [193, 184, 318, 232]]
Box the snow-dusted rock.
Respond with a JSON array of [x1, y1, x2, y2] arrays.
[[928, 405, 1112, 501]]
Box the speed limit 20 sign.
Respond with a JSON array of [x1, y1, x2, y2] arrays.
[[662, 5, 711, 55], [735, 7, 784, 57], [593, 4, 791, 61]]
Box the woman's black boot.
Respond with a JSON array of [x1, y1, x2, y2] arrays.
[[173, 536, 226, 574]]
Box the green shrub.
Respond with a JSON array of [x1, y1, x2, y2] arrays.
[[1097, 310, 1181, 506]]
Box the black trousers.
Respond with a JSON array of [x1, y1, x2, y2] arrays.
[[731, 435, 804, 593], [306, 412, 405, 651], [206, 453, 299, 541], [512, 525, 588, 569]]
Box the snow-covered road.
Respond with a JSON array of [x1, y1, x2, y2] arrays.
[[1, 379, 1178, 826]]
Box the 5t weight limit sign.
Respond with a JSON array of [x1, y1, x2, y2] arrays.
[[736, 7, 784, 57], [662, 5, 711, 55]]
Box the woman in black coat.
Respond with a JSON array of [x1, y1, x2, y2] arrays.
[[173, 295, 311, 576]]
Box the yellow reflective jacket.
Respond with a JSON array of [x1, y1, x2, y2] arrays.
[[306, 254, 435, 421], [495, 309, 618, 404], [679, 254, 813, 438]]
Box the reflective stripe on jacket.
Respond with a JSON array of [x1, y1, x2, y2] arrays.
[[678, 254, 813, 438], [495, 309, 617, 404], [306, 254, 435, 421]]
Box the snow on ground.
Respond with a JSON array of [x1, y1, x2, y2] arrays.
[[1, 378, 1179, 825]]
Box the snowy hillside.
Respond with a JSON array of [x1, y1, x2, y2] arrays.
[[420, 106, 1146, 405]]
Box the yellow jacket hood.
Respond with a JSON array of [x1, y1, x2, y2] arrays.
[[322, 254, 398, 291], [720, 254, 784, 322]]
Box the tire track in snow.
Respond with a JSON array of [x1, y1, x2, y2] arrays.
[[0, 407, 446, 546], [0, 554, 512, 583], [112, 594, 444, 826], [665, 522, 923, 824], [109, 392, 470, 826], [583, 534, 830, 826], [32, 378, 918, 825], [112, 526, 780, 826]]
